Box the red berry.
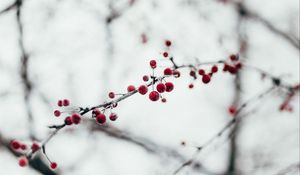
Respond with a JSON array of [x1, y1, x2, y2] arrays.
[[165, 82, 174, 92], [109, 113, 118, 121], [10, 140, 21, 150], [211, 65, 218, 73], [20, 144, 27, 150], [165, 40, 172, 47], [149, 60, 157, 69], [93, 109, 101, 115], [57, 100, 63, 107], [202, 74, 211, 84], [64, 116, 73, 125], [235, 62, 242, 69], [108, 92, 115, 99], [18, 157, 28, 167], [228, 105, 237, 115], [31, 142, 40, 152], [53, 110, 61, 117], [71, 113, 81, 124], [50, 162, 57, 169], [163, 52, 168, 57], [127, 85, 136, 92], [138, 85, 148, 95], [96, 114, 106, 124], [156, 83, 166, 93], [63, 99, 70, 106], [229, 54, 238, 61], [161, 98, 167, 103], [198, 69, 205, 75], [188, 84, 194, 89], [149, 91, 160, 101], [142, 75, 149, 82], [163, 68, 173, 75], [189, 70, 196, 77], [173, 70, 181, 78], [227, 65, 237, 74]]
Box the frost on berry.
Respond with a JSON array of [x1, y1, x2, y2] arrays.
[[138, 85, 148, 95], [96, 114, 106, 124], [149, 91, 160, 101], [18, 156, 28, 167]]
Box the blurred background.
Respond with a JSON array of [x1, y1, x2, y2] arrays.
[[0, 0, 299, 174]]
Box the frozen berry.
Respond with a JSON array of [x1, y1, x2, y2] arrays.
[[163, 52, 169, 57], [50, 162, 57, 169], [31, 142, 40, 152], [164, 68, 173, 75], [108, 92, 115, 99], [138, 85, 148, 95], [64, 116, 73, 125], [165, 82, 174, 92], [161, 98, 167, 103], [202, 74, 211, 84], [18, 157, 28, 167], [10, 140, 21, 150], [96, 114, 106, 124], [143, 75, 149, 82], [188, 84, 194, 89], [63, 99, 70, 106], [198, 69, 205, 75], [109, 113, 118, 121], [53, 110, 61, 117], [127, 85, 136, 92], [230, 54, 238, 61], [20, 144, 27, 150], [165, 40, 172, 47], [228, 105, 237, 115], [57, 100, 63, 107], [149, 91, 160, 101], [149, 60, 157, 69], [156, 83, 166, 93], [71, 113, 81, 124], [211, 65, 218, 73]]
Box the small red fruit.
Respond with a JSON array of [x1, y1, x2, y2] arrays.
[[50, 162, 57, 169], [10, 140, 21, 150], [31, 142, 40, 152], [188, 84, 194, 89], [64, 116, 73, 125], [63, 99, 70, 106], [127, 85, 136, 92], [165, 82, 174, 92], [149, 91, 160, 101], [96, 114, 106, 124], [138, 85, 148, 95], [109, 113, 118, 121], [108, 92, 115, 99], [71, 113, 81, 124], [53, 110, 61, 117], [57, 100, 63, 107], [161, 98, 167, 103], [163, 52, 169, 57], [18, 157, 28, 167], [211, 65, 218, 73], [228, 105, 237, 115], [202, 74, 211, 84], [164, 68, 173, 75], [198, 69, 205, 75], [142, 75, 149, 82], [173, 70, 181, 78], [165, 40, 172, 47], [156, 83, 166, 93], [230, 54, 238, 61], [149, 60, 157, 69], [20, 144, 27, 150]]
